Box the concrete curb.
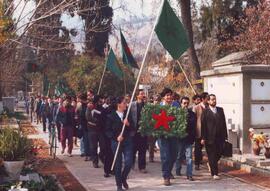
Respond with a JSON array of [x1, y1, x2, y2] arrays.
[[220, 157, 270, 177]]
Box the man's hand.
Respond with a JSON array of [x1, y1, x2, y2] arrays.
[[201, 139, 205, 145], [123, 119, 130, 127], [117, 135, 124, 142]]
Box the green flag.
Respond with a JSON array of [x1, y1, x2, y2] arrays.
[[106, 49, 123, 79], [155, 0, 190, 59], [120, 30, 139, 69]]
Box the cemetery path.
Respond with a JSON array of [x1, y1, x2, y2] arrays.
[[29, 120, 270, 191]]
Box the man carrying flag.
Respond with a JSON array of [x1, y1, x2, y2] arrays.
[[110, 0, 190, 188], [154, 0, 190, 186]]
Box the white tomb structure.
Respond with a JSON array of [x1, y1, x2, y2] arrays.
[[201, 51, 270, 154]]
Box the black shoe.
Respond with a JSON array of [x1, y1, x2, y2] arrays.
[[104, 173, 110, 178], [80, 153, 85, 157], [187, 176, 194, 181], [170, 174, 175, 179], [117, 187, 124, 191], [93, 163, 99, 168], [122, 179, 129, 190]]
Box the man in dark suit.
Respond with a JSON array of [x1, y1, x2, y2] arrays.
[[201, 94, 228, 180], [130, 89, 147, 173]]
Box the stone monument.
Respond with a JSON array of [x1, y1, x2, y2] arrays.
[[201, 51, 270, 154]]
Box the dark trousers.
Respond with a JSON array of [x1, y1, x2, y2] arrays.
[[158, 137, 178, 179], [104, 135, 114, 174], [83, 130, 91, 157], [133, 133, 148, 170], [89, 130, 105, 165], [148, 136, 156, 161], [195, 138, 203, 166], [111, 138, 133, 188], [42, 115, 52, 132], [205, 142, 222, 176], [36, 112, 41, 124], [56, 122, 61, 142], [60, 127, 73, 154], [30, 110, 33, 122]]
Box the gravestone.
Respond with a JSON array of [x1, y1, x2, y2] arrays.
[[201, 51, 270, 154]]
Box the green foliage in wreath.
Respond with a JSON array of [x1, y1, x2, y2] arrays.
[[139, 104, 187, 138]]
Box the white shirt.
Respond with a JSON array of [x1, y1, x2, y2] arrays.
[[209, 106, 217, 114], [116, 111, 124, 121]]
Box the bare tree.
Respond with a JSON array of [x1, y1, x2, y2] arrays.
[[178, 0, 201, 81]]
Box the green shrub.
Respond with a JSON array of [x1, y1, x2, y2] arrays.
[[0, 127, 32, 161]]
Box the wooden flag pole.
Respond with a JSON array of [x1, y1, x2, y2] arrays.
[[176, 60, 197, 95], [97, 62, 107, 95], [97, 43, 109, 95], [111, 0, 165, 171]]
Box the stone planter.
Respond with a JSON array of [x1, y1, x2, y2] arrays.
[[252, 143, 261, 155], [3, 160, 24, 180], [265, 147, 270, 159]]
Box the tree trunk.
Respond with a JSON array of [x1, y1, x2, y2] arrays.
[[179, 0, 201, 80]]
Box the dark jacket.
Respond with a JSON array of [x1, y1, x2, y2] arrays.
[[57, 105, 75, 127], [105, 111, 135, 142], [181, 109, 196, 144], [201, 107, 228, 145], [85, 105, 103, 132]]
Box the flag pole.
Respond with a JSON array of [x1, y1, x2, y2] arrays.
[[176, 60, 197, 95], [98, 43, 109, 95], [123, 73, 127, 95], [111, 0, 165, 171]]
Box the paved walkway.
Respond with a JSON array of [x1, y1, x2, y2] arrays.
[[30, 121, 266, 191]]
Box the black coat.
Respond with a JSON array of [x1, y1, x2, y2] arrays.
[[105, 111, 135, 142], [181, 109, 196, 144], [201, 107, 228, 145]]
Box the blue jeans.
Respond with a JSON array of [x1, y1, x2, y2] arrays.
[[82, 129, 91, 157], [175, 140, 193, 177], [80, 136, 85, 154], [157, 137, 178, 179], [111, 137, 133, 188]]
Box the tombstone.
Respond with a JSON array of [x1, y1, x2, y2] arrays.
[[201, 51, 270, 154]]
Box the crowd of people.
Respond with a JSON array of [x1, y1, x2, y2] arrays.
[[25, 88, 228, 191]]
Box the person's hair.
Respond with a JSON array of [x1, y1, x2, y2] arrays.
[[78, 93, 87, 101], [87, 89, 94, 93], [209, 94, 216, 99], [136, 89, 144, 95], [112, 96, 125, 110], [65, 95, 72, 101], [200, 92, 209, 100], [192, 94, 201, 100], [153, 94, 161, 102], [180, 96, 190, 103], [172, 92, 180, 100], [160, 88, 173, 97], [125, 94, 131, 98], [93, 95, 101, 104]]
